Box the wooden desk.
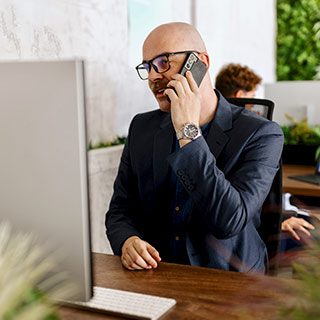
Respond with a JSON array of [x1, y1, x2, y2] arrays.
[[59, 254, 288, 320], [283, 164, 320, 197]]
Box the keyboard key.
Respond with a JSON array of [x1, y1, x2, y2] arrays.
[[70, 286, 176, 320]]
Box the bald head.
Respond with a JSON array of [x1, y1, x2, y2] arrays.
[[143, 22, 207, 60], [141, 22, 216, 124]]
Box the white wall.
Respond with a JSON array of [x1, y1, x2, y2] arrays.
[[0, 0, 128, 145], [196, 0, 276, 96], [118, 0, 192, 137]]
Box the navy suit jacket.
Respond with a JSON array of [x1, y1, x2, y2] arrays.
[[106, 93, 284, 273]]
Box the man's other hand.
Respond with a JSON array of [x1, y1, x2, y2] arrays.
[[281, 216, 315, 241], [121, 236, 161, 270]]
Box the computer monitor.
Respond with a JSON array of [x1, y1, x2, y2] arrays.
[[0, 60, 92, 301], [264, 81, 320, 125]]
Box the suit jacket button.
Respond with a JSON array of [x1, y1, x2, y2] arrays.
[[187, 184, 194, 191], [177, 169, 184, 176]]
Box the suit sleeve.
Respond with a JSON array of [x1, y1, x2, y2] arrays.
[[167, 120, 284, 239], [105, 118, 143, 255]]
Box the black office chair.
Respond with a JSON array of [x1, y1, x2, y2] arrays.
[[227, 97, 275, 120], [227, 98, 282, 275]]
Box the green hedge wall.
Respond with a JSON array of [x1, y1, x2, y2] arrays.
[[277, 0, 320, 80]]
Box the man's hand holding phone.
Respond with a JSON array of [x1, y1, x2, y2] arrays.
[[164, 52, 207, 143], [165, 71, 202, 134]]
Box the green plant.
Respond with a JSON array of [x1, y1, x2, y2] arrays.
[[0, 223, 74, 320], [236, 225, 320, 319], [316, 146, 320, 160], [277, 0, 320, 80], [279, 225, 320, 319], [88, 135, 127, 150], [281, 115, 320, 146]]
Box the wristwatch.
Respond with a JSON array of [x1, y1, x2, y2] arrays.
[[176, 123, 202, 141]]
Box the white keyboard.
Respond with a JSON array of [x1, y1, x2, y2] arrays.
[[71, 286, 176, 320]]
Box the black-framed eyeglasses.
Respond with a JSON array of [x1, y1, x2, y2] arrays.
[[135, 50, 199, 80]]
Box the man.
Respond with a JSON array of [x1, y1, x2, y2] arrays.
[[215, 63, 261, 98], [106, 22, 284, 273], [215, 63, 315, 242], [215, 63, 266, 116]]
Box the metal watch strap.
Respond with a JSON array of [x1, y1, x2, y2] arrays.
[[176, 129, 185, 140], [176, 123, 201, 141]]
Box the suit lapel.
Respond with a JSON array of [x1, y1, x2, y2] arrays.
[[206, 92, 233, 159], [206, 123, 230, 159], [153, 113, 175, 191], [152, 92, 234, 188]]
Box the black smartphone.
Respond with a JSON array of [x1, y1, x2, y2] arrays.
[[179, 52, 207, 87], [166, 52, 207, 102]]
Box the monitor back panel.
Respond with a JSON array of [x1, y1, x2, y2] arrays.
[[0, 60, 92, 301], [264, 81, 320, 125]]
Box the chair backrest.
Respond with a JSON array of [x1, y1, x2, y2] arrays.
[[227, 97, 275, 120], [227, 98, 282, 275]]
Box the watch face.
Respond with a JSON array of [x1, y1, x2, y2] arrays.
[[184, 123, 199, 139]]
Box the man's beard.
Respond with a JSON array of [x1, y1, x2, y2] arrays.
[[149, 80, 171, 112], [149, 79, 169, 96]]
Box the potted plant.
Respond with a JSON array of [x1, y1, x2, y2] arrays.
[[88, 136, 126, 150], [281, 116, 320, 165], [315, 146, 320, 174]]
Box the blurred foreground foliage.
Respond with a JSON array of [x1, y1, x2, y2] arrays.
[[280, 223, 320, 319], [0, 223, 75, 320]]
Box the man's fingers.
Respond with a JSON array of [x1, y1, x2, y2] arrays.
[[298, 227, 311, 238], [147, 243, 161, 262], [287, 225, 300, 241], [186, 70, 199, 92], [134, 242, 159, 268], [122, 252, 148, 270], [164, 88, 177, 102], [122, 256, 144, 270], [299, 219, 315, 230], [282, 217, 316, 242], [167, 79, 185, 98], [127, 249, 153, 269], [121, 237, 160, 270], [289, 218, 315, 239], [170, 72, 198, 95], [123, 243, 150, 269]]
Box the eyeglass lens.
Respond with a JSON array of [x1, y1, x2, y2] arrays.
[[138, 55, 170, 79]]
